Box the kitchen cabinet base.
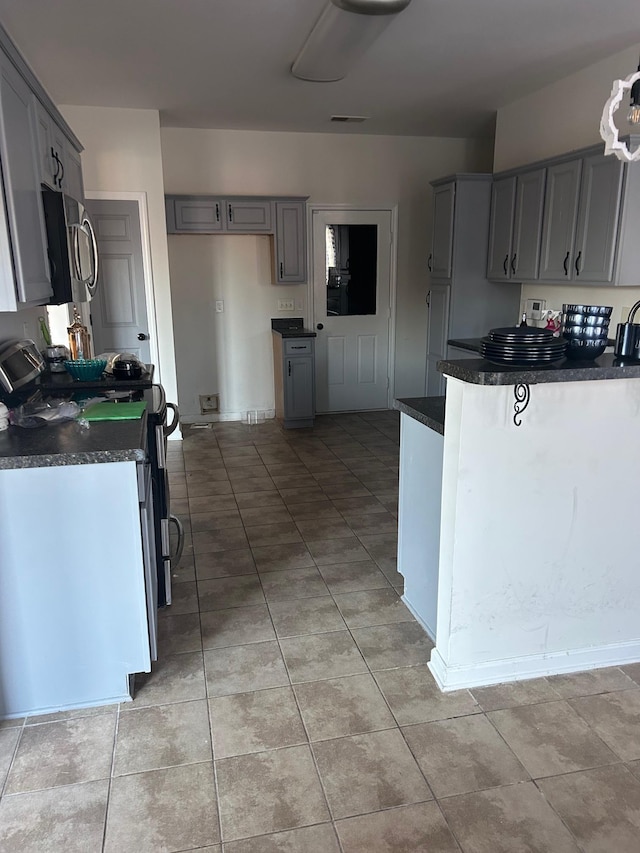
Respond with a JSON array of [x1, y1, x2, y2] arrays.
[[0, 460, 152, 719]]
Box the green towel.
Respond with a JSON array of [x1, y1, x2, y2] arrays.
[[81, 401, 147, 421]]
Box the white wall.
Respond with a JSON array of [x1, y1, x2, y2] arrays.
[[59, 106, 178, 406], [494, 44, 640, 321], [161, 127, 490, 415], [168, 233, 308, 420]]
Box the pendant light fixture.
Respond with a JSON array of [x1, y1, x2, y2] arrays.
[[291, 0, 413, 83], [599, 55, 640, 162]]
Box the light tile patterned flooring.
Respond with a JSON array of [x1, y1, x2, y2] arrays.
[[2, 411, 640, 851]]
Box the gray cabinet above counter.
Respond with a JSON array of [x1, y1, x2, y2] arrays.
[[487, 137, 640, 287], [166, 195, 308, 283]]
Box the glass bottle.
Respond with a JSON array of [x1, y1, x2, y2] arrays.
[[67, 306, 91, 360]]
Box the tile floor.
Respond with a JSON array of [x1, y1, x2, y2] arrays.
[[2, 411, 640, 851]]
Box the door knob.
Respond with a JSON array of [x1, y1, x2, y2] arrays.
[[137, 333, 148, 341], [316, 323, 324, 330]]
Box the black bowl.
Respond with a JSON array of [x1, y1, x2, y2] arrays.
[[563, 304, 613, 317], [563, 325, 610, 340], [112, 361, 143, 380], [564, 338, 608, 359]]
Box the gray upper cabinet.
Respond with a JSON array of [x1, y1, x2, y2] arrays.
[[425, 174, 521, 396], [511, 168, 546, 281], [429, 182, 455, 280], [167, 194, 308, 283], [0, 53, 51, 309], [62, 139, 84, 202], [275, 200, 306, 282], [34, 99, 84, 200], [487, 176, 516, 280], [539, 159, 582, 281], [572, 153, 623, 283], [226, 199, 271, 232], [171, 197, 224, 232]]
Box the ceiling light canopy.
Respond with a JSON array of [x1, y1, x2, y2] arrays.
[[291, 0, 413, 82]]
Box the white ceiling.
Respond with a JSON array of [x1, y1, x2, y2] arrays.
[[0, 0, 639, 138]]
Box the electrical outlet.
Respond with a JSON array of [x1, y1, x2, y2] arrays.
[[277, 299, 294, 311], [215, 300, 224, 313], [199, 394, 219, 414]]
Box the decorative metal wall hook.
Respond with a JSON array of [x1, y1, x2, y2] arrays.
[[513, 384, 530, 427]]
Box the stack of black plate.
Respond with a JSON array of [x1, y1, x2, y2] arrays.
[[481, 327, 567, 365]]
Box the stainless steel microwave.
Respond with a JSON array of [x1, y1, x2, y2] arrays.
[[41, 189, 99, 305]]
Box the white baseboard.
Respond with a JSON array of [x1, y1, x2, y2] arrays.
[[428, 639, 640, 692], [402, 594, 436, 642], [181, 410, 276, 425]]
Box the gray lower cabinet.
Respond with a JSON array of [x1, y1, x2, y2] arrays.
[[167, 194, 308, 283], [275, 200, 306, 282], [0, 52, 51, 310], [272, 334, 315, 427]]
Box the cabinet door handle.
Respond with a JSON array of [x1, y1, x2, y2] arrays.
[[50, 147, 60, 184], [503, 254, 509, 275], [563, 251, 570, 275], [288, 360, 291, 376], [228, 204, 233, 222], [57, 155, 64, 188], [575, 251, 582, 276], [215, 203, 220, 222], [426, 290, 431, 308], [511, 254, 517, 275], [427, 253, 432, 272], [280, 262, 283, 278]]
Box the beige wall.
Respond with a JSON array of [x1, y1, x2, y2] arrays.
[[162, 127, 491, 414], [494, 44, 640, 322], [59, 106, 178, 405]]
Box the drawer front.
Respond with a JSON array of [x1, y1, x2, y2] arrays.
[[284, 339, 313, 356]]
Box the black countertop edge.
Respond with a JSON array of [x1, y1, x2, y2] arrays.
[[437, 353, 640, 386], [271, 318, 316, 338], [271, 328, 317, 338], [394, 397, 446, 435], [447, 338, 483, 353], [0, 413, 148, 470]]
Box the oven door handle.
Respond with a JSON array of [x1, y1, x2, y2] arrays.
[[168, 514, 185, 567], [164, 402, 180, 437]]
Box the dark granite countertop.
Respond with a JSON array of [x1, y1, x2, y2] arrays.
[[271, 318, 316, 338], [394, 396, 446, 435], [36, 364, 154, 393], [438, 353, 640, 386], [0, 411, 148, 469]]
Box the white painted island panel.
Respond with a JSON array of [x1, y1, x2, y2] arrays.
[[0, 460, 151, 718], [397, 413, 443, 640], [430, 376, 640, 690]]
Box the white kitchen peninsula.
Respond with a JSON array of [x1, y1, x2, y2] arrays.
[[396, 354, 640, 691]]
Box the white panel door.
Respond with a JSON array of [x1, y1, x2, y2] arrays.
[[312, 209, 392, 413], [86, 199, 151, 363]]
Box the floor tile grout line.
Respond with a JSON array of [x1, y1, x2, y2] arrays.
[[100, 704, 121, 852], [0, 715, 27, 801]]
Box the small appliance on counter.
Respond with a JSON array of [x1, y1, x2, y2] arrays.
[[44, 345, 70, 373], [614, 300, 640, 361], [0, 340, 45, 394]]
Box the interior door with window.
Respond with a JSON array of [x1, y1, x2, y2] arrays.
[[312, 209, 392, 413]]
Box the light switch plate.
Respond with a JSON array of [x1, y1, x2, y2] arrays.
[[278, 299, 294, 311], [525, 298, 546, 321]]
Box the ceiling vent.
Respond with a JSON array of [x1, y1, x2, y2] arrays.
[[330, 115, 368, 123]]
